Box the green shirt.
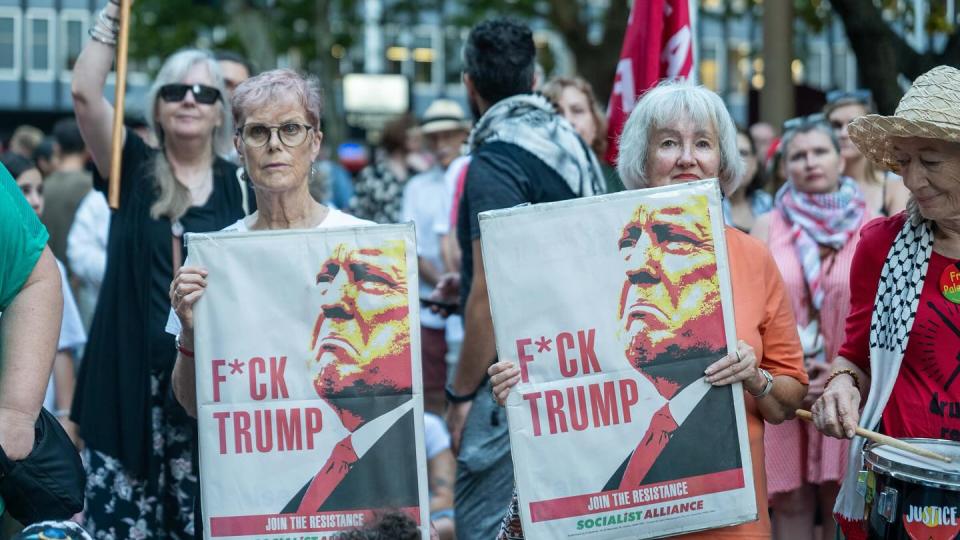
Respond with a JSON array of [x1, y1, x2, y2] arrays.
[[0, 163, 48, 310], [0, 163, 48, 516]]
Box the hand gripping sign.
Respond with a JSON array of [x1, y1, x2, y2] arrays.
[[186, 224, 429, 540], [479, 180, 756, 539]]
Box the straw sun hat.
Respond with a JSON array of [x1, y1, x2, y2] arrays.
[[420, 99, 471, 135], [849, 65, 960, 168]]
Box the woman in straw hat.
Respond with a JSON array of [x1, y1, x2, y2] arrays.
[[811, 65, 960, 538]]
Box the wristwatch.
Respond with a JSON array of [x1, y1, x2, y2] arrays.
[[445, 383, 478, 404], [748, 368, 774, 398]]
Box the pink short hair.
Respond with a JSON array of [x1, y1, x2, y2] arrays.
[[231, 68, 323, 129]]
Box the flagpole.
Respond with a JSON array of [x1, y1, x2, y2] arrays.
[[688, 0, 698, 84], [108, 0, 132, 210]]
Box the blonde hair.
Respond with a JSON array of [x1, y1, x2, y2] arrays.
[[825, 99, 885, 186], [541, 76, 608, 157], [144, 49, 231, 221]]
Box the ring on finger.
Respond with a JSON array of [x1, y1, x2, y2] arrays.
[[735, 349, 742, 362]]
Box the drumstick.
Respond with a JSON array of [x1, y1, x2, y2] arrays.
[[795, 409, 953, 463]]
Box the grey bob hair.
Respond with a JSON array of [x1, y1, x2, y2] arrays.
[[616, 79, 744, 194], [144, 49, 232, 221]]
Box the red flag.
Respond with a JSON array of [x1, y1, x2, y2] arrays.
[[605, 0, 694, 165]]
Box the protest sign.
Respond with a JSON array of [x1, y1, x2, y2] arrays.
[[480, 179, 756, 539], [186, 224, 429, 540]]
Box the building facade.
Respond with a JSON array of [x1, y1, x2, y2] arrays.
[[0, 0, 953, 135]]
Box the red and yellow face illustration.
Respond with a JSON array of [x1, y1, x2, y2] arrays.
[[310, 241, 412, 396], [616, 195, 725, 369]]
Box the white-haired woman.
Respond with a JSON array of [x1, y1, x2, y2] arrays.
[[490, 81, 807, 540], [812, 65, 960, 539], [69, 5, 250, 535]]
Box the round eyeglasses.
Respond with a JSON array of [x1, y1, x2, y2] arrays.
[[238, 123, 314, 148]]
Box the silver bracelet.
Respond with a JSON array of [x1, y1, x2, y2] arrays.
[[97, 10, 120, 32], [88, 26, 117, 46]]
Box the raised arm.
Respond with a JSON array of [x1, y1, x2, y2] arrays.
[[71, 1, 127, 178]]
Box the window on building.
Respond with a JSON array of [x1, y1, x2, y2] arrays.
[[699, 39, 721, 92], [26, 9, 54, 79], [806, 43, 827, 88], [833, 44, 857, 91], [61, 10, 89, 76], [412, 32, 433, 85], [445, 26, 468, 86], [0, 8, 20, 78], [701, 0, 723, 12], [382, 25, 405, 76], [727, 41, 750, 96]]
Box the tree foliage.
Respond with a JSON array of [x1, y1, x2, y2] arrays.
[[794, 0, 960, 113], [127, 0, 630, 127]]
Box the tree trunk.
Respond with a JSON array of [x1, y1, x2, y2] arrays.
[[829, 0, 905, 114], [760, 0, 793, 128], [314, 0, 347, 151], [546, 0, 629, 104], [225, 0, 276, 74]]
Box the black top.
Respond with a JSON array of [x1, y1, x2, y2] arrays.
[[72, 133, 251, 478], [456, 141, 577, 306]]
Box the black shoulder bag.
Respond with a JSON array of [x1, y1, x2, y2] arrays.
[[0, 407, 85, 524]]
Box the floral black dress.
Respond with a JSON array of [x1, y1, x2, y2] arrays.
[[73, 133, 250, 540]]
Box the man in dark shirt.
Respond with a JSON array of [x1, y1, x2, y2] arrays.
[[445, 18, 604, 540], [41, 119, 92, 269]]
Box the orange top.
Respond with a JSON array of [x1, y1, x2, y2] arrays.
[[681, 227, 807, 539]]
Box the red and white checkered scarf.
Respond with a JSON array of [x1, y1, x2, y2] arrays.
[[776, 176, 866, 310]]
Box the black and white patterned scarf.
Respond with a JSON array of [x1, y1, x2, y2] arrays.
[[835, 215, 934, 520], [468, 94, 606, 197]]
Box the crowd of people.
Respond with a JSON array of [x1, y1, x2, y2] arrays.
[[2, 5, 960, 540]]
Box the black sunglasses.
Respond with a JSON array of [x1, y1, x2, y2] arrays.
[[159, 83, 222, 105], [826, 88, 872, 105]]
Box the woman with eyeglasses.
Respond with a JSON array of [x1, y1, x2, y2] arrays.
[[824, 90, 910, 216], [164, 68, 372, 537], [70, 24, 252, 536]]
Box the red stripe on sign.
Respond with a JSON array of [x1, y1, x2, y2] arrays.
[[528, 468, 745, 522], [208, 507, 421, 537]]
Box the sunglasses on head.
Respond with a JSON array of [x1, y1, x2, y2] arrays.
[[159, 83, 222, 105], [826, 88, 872, 105], [782, 113, 825, 132]]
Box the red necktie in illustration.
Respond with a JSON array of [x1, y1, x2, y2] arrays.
[[619, 403, 678, 489], [296, 435, 359, 512]]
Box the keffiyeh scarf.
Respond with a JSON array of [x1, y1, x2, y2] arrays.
[[468, 94, 606, 197], [835, 215, 934, 524], [776, 177, 866, 310]]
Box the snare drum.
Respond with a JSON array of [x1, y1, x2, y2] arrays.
[[862, 439, 960, 539]]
